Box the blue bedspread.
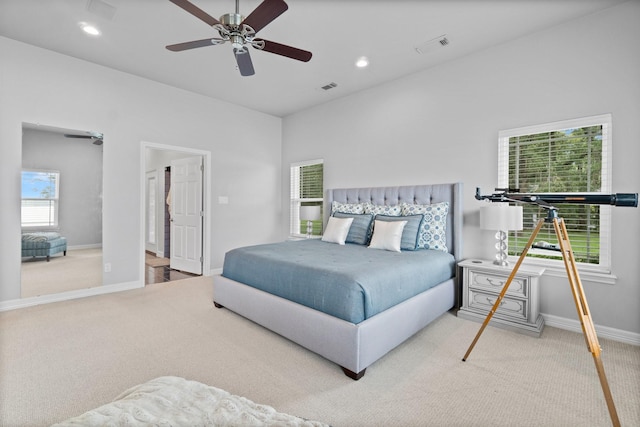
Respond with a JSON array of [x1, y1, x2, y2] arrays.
[[222, 239, 455, 324]]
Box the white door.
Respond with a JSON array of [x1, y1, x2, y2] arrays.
[[170, 156, 203, 274]]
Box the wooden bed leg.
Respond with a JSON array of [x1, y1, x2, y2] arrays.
[[213, 301, 225, 309], [341, 367, 365, 380], [46, 255, 50, 262]]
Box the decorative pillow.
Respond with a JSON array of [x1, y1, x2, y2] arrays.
[[333, 212, 374, 245], [375, 214, 423, 251], [368, 220, 407, 252], [401, 202, 449, 252], [331, 201, 365, 215], [321, 216, 354, 245], [363, 202, 402, 216]]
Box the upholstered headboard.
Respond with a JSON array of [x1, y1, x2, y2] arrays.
[[326, 183, 463, 261]]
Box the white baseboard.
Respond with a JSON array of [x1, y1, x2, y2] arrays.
[[208, 271, 639, 346], [3, 277, 637, 347], [67, 243, 102, 250], [542, 313, 640, 346], [0, 280, 143, 312]]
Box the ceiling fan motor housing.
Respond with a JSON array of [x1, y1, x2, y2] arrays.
[[220, 13, 243, 28], [218, 13, 257, 49]]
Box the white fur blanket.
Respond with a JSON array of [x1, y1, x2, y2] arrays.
[[53, 376, 329, 426]]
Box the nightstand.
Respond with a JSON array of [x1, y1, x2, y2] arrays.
[[457, 259, 545, 337]]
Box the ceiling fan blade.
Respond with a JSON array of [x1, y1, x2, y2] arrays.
[[242, 0, 288, 34], [169, 0, 220, 26], [64, 134, 93, 139], [257, 39, 312, 62], [234, 48, 255, 76], [166, 38, 225, 52]]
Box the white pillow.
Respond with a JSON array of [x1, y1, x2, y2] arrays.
[[368, 220, 407, 252], [321, 216, 354, 245]]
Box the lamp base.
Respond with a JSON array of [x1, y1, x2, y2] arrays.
[[306, 220, 313, 239], [493, 230, 509, 266]]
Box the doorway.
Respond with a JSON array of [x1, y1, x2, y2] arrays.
[[141, 142, 211, 285]]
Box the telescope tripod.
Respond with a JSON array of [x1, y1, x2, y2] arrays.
[[462, 209, 620, 427]]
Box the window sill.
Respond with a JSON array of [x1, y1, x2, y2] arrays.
[[289, 234, 322, 241], [512, 257, 617, 285], [21, 226, 60, 232]]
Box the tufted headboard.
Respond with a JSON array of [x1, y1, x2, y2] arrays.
[[326, 183, 463, 261]]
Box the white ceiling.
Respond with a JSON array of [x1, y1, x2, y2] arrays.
[[0, 0, 628, 117]]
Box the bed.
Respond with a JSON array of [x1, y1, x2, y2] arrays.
[[21, 232, 67, 261], [213, 183, 463, 380]]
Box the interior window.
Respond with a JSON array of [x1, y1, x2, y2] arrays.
[[21, 169, 60, 229], [498, 114, 611, 271], [290, 159, 324, 237]]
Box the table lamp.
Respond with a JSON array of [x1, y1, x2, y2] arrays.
[[299, 205, 321, 238], [480, 204, 523, 266]]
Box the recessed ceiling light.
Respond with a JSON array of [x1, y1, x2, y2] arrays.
[[355, 56, 369, 68], [80, 22, 101, 36]]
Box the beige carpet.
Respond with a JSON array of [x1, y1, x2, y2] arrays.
[[21, 248, 102, 298], [1, 276, 638, 426]]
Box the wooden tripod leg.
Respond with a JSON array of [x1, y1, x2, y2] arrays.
[[552, 218, 620, 427], [462, 218, 546, 361]]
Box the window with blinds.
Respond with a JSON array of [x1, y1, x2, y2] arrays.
[[498, 114, 612, 271], [21, 169, 60, 228], [290, 159, 323, 236]]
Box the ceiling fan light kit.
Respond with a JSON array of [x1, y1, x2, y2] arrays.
[[166, 0, 312, 76]]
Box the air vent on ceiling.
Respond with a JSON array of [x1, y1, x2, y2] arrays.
[[87, 0, 117, 20], [415, 35, 449, 54], [321, 82, 338, 91]]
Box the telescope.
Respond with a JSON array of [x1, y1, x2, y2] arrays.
[[475, 187, 638, 209], [466, 186, 637, 427]]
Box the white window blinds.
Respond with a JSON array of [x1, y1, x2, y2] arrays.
[[290, 159, 323, 236], [498, 114, 611, 270], [21, 169, 60, 228]]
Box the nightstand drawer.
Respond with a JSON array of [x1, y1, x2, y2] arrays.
[[468, 271, 528, 297], [468, 289, 528, 321]]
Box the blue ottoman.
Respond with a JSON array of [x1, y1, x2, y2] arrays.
[[22, 232, 68, 262]]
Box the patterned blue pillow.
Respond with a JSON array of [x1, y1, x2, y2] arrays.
[[331, 201, 365, 215], [363, 202, 402, 216], [375, 214, 423, 250], [333, 212, 374, 245], [401, 202, 449, 252]]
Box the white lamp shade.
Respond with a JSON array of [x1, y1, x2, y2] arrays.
[[480, 205, 523, 231], [300, 205, 321, 221]]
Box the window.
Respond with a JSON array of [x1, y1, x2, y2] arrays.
[[21, 169, 60, 229], [498, 114, 611, 271], [290, 159, 323, 237]]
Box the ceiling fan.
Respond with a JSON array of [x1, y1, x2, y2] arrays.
[[64, 132, 104, 145], [166, 0, 312, 76]]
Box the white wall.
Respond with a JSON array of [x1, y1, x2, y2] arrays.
[[282, 2, 640, 336], [0, 36, 282, 301]]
